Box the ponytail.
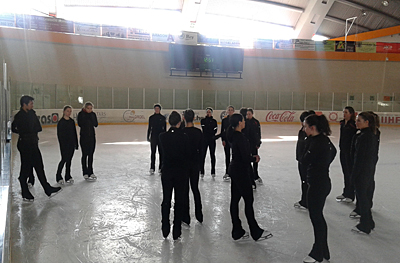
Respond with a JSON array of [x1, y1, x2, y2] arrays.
[[367, 111, 380, 129], [305, 114, 332, 136], [358, 112, 377, 134]]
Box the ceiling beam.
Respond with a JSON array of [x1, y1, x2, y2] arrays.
[[324, 15, 373, 31], [249, 0, 304, 13], [336, 0, 400, 24], [329, 25, 400, 41]]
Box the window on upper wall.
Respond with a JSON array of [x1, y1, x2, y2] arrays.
[[129, 88, 143, 109], [113, 87, 128, 109], [175, 89, 188, 109]]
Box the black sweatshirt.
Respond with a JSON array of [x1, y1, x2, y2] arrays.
[[77, 109, 98, 138], [230, 131, 256, 171], [183, 126, 203, 168], [244, 117, 262, 149], [57, 117, 78, 149], [339, 119, 357, 150], [12, 108, 42, 144], [147, 113, 166, 141], [296, 128, 308, 162], [159, 127, 190, 172], [301, 133, 336, 185], [219, 116, 230, 142], [201, 116, 217, 139]]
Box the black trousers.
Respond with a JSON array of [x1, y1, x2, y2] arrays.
[[228, 165, 263, 240], [56, 145, 75, 181], [224, 143, 231, 174], [251, 148, 260, 180], [80, 137, 96, 175], [307, 180, 331, 262], [354, 178, 375, 233], [298, 162, 308, 208], [150, 135, 162, 170], [17, 139, 52, 198], [201, 138, 216, 174], [340, 149, 355, 200], [183, 165, 203, 224], [161, 171, 189, 239]]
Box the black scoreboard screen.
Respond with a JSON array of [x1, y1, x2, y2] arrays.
[[169, 44, 244, 73]]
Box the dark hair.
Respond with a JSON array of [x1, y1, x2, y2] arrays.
[[367, 111, 380, 129], [305, 114, 332, 136], [299, 110, 315, 122], [84, 101, 94, 108], [183, 109, 195, 123], [227, 105, 234, 111], [358, 112, 377, 134], [169, 111, 181, 126], [239, 107, 247, 118], [344, 106, 356, 121], [20, 95, 34, 107], [63, 105, 72, 117], [154, 103, 162, 110], [247, 108, 254, 114], [206, 107, 213, 112], [227, 113, 244, 143]]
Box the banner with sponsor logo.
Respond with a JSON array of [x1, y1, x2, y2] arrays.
[[315, 41, 335, 52], [13, 109, 400, 126], [219, 38, 240, 47], [293, 39, 315, 51], [175, 31, 198, 45], [127, 28, 151, 41], [335, 41, 355, 52], [0, 13, 15, 27], [253, 39, 273, 49], [274, 40, 294, 50], [29, 16, 74, 33], [102, 25, 126, 38], [75, 23, 101, 36], [376, 42, 400, 53], [197, 34, 219, 45], [151, 33, 175, 42], [356, 42, 376, 53]]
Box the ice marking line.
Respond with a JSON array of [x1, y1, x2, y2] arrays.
[[261, 136, 297, 142], [38, 141, 49, 144], [103, 141, 150, 145]]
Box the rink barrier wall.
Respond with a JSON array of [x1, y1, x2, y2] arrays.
[[12, 109, 400, 126]]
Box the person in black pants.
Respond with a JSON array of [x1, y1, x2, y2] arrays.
[[350, 112, 378, 235], [227, 113, 272, 241], [294, 110, 315, 210], [147, 104, 166, 174], [159, 111, 190, 240], [336, 106, 357, 203], [200, 107, 217, 178], [182, 109, 203, 225], [78, 102, 98, 181], [301, 114, 336, 263], [56, 105, 79, 185], [219, 105, 235, 181], [12, 96, 62, 202], [246, 108, 262, 184]]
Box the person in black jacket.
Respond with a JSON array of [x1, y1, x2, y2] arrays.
[[294, 110, 315, 210], [336, 106, 357, 203], [219, 105, 235, 181], [200, 107, 217, 178], [182, 109, 203, 225], [159, 111, 190, 240], [147, 104, 166, 174], [246, 108, 262, 184], [12, 96, 62, 201], [227, 113, 273, 241], [301, 114, 336, 263], [350, 112, 378, 235], [56, 105, 79, 184], [77, 102, 98, 181]]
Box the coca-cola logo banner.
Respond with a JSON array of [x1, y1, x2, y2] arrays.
[[265, 111, 296, 122]]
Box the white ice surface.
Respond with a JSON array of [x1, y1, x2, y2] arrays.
[[9, 124, 400, 263]]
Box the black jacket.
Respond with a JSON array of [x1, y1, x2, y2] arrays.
[[301, 133, 336, 185], [296, 128, 307, 162], [147, 113, 166, 141], [183, 126, 203, 169], [230, 131, 256, 175], [350, 128, 377, 184], [244, 117, 261, 149], [219, 116, 230, 143], [12, 108, 42, 144], [57, 117, 78, 149], [201, 116, 217, 140], [159, 127, 190, 173], [77, 109, 98, 138], [339, 119, 357, 150]]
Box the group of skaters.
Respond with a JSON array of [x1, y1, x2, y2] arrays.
[[12, 96, 99, 202], [12, 95, 380, 263]]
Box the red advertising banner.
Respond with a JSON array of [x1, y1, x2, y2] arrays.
[[265, 111, 296, 122], [376, 42, 400, 53]]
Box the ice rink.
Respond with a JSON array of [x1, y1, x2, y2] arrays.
[[8, 124, 400, 263]]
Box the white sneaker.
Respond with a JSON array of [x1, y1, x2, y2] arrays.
[[57, 179, 64, 185], [343, 197, 353, 203], [303, 255, 320, 263], [150, 169, 155, 175], [211, 173, 216, 178], [256, 230, 273, 241], [27, 183, 33, 188], [223, 174, 230, 181], [336, 195, 345, 201], [234, 231, 250, 241], [200, 173, 204, 178], [181, 221, 190, 229], [83, 174, 89, 180], [66, 178, 74, 184], [89, 174, 97, 180], [255, 178, 263, 184], [294, 202, 307, 210], [349, 211, 361, 219]]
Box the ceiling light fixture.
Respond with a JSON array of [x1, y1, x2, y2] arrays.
[[382, 1, 389, 7]]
